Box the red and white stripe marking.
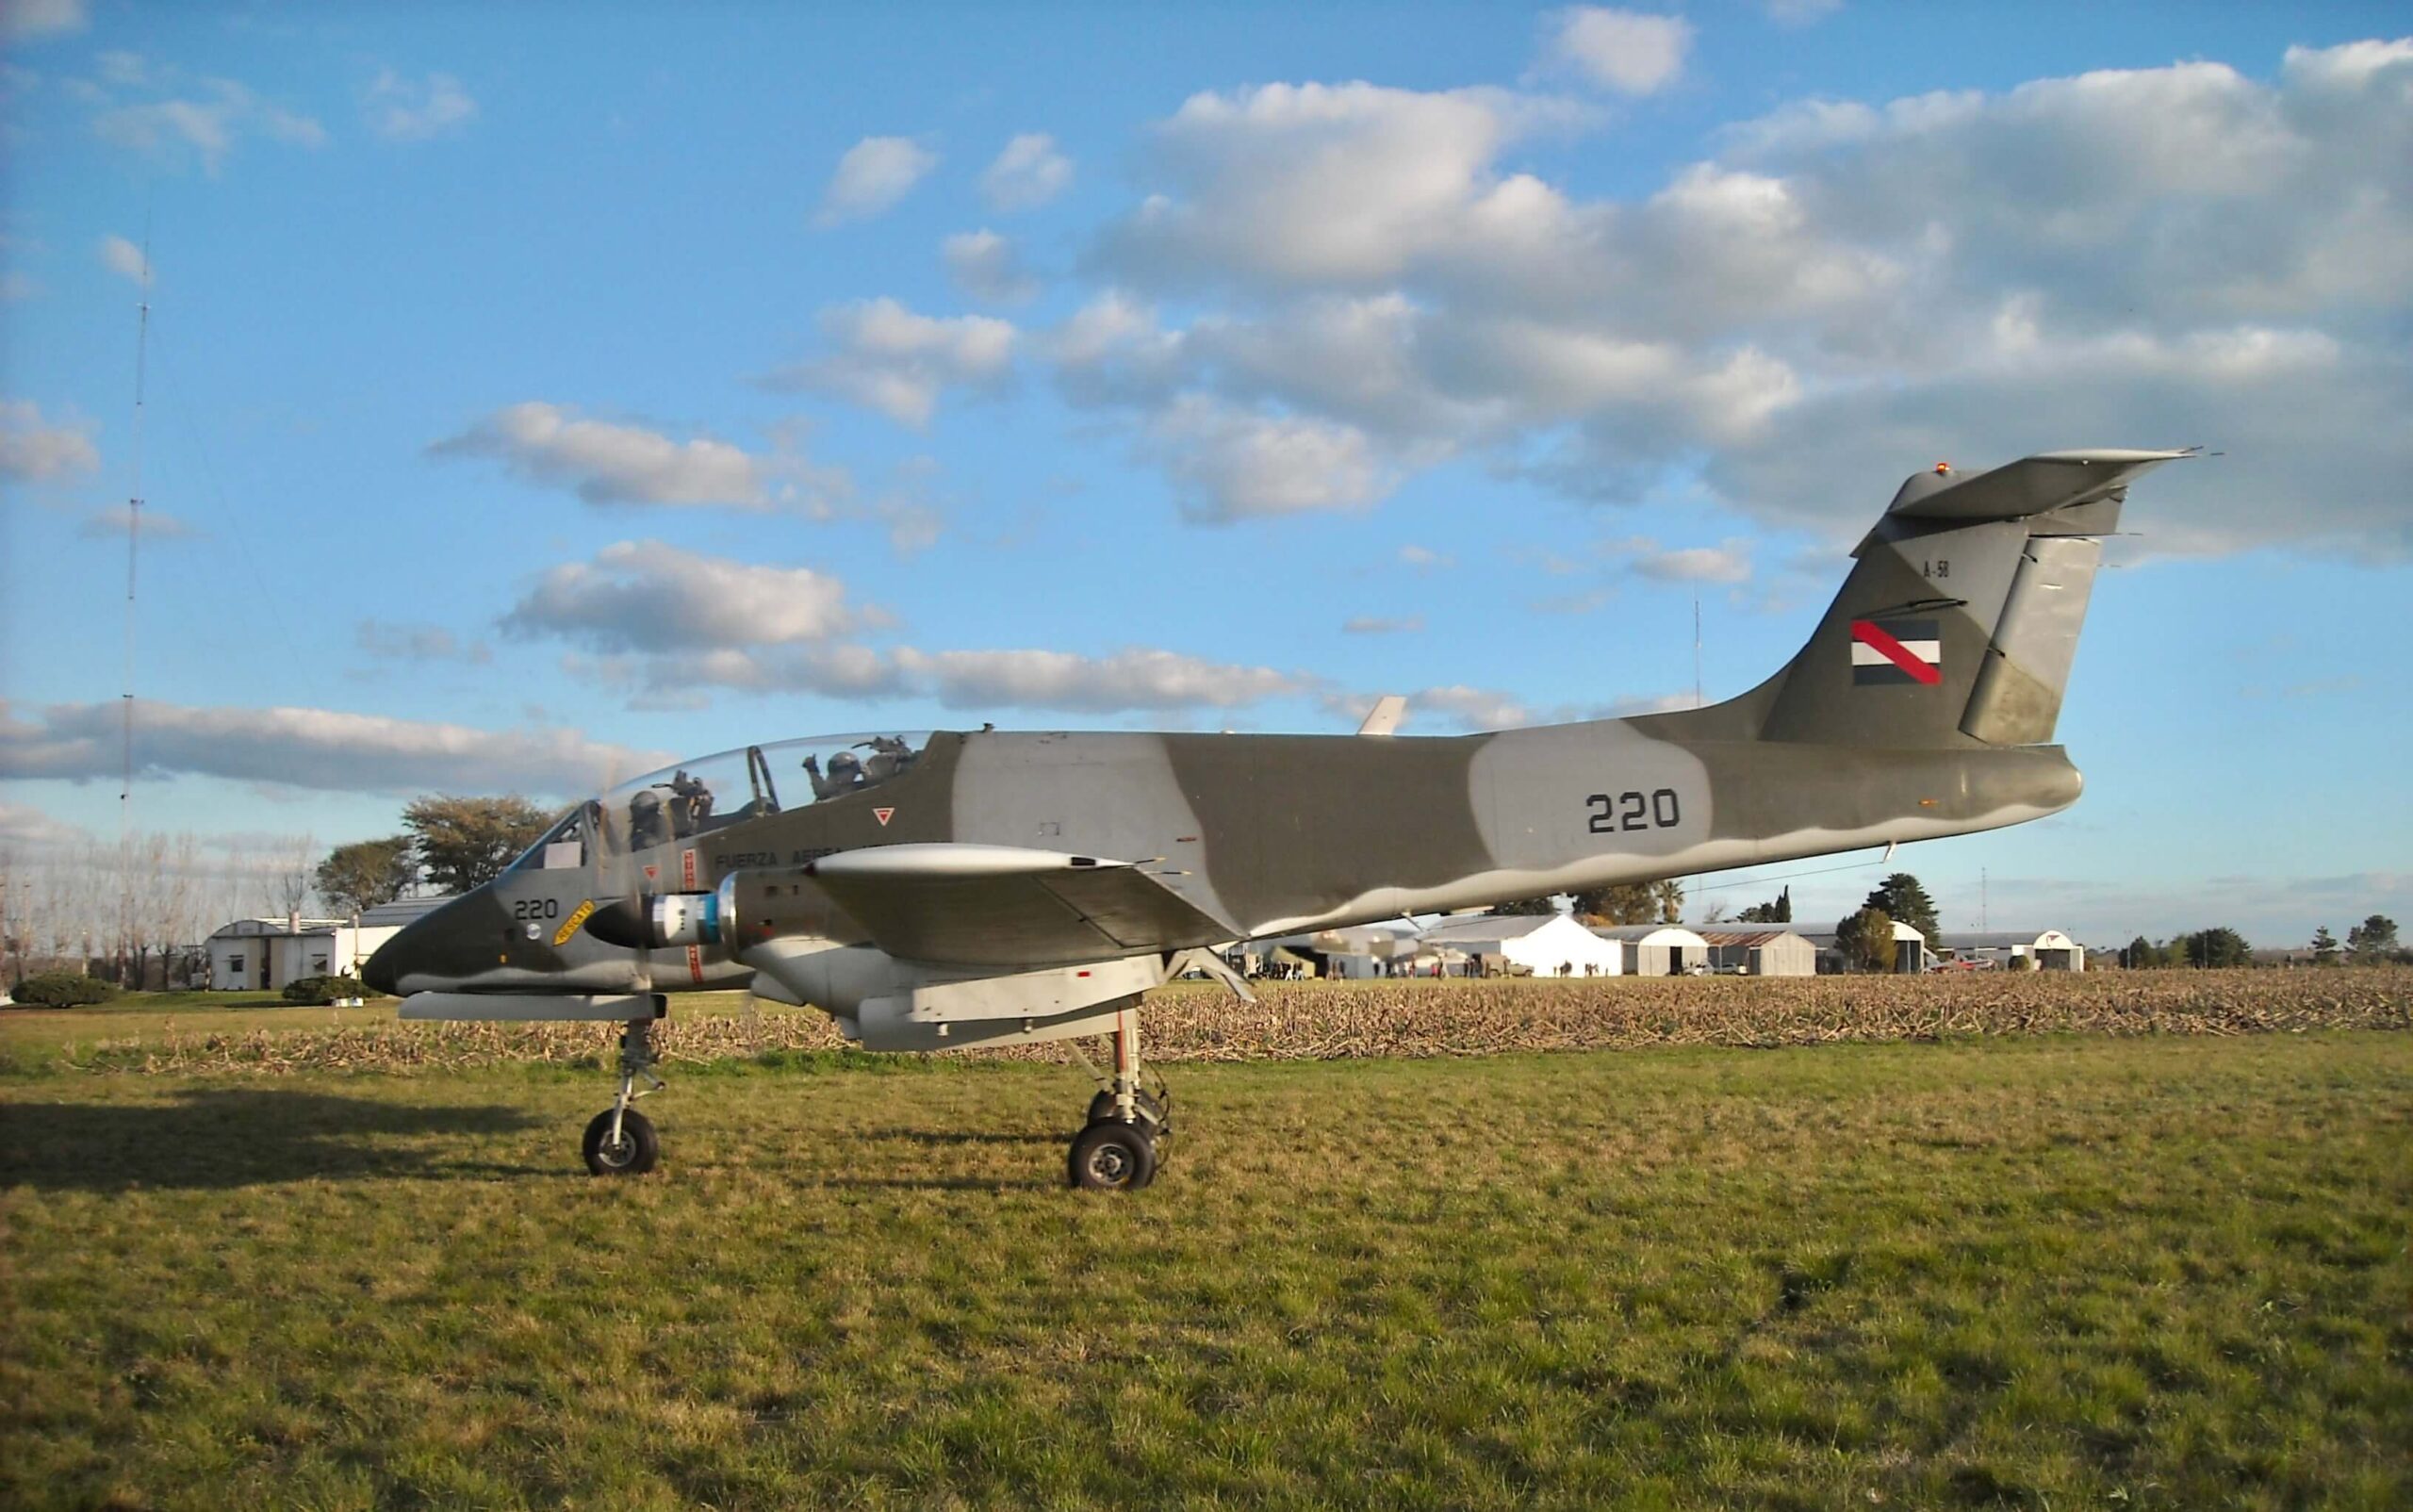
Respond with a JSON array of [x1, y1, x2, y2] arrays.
[[1848, 620, 1943, 684]]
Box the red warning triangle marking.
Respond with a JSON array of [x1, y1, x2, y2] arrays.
[[873, 808, 895, 827], [642, 864, 659, 882]]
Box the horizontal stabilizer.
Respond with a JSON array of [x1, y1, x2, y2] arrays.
[[1889, 449, 2194, 523]]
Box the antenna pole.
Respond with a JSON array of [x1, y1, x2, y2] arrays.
[[118, 224, 150, 986], [1693, 597, 1702, 708]]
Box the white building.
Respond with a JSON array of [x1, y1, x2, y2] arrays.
[[1419, 912, 1624, 977], [205, 896, 446, 992], [1588, 923, 1713, 976], [1697, 928, 1818, 977], [1937, 929, 2086, 971]]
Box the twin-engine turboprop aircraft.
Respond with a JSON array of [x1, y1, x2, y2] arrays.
[[365, 448, 2191, 1190]]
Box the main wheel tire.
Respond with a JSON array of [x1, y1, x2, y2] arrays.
[[1068, 1119, 1157, 1192], [1085, 1088, 1167, 1132], [582, 1108, 660, 1175]]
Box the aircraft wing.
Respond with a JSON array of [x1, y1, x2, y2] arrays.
[[800, 844, 1237, 969]]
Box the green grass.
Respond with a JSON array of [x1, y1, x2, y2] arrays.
[[4, 1033, 2408, 1509]]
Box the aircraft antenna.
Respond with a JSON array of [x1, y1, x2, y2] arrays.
[[117, 215, 153, 986]]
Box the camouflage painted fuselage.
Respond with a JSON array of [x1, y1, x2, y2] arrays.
[[369, 449, 2184, 1019]]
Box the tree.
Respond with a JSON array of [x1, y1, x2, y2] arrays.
[[1490, 894, 1558, 916], [2345, 914, 2400, 965], [402, 796, 551, 896], [1834, 906, 1897, 974], [316, 836, 417, 916], [1651, 878, 1684, 925], [2122, 934, 2159, 969], [1737, 885, 1793, 925], [270, 832, 319, 918], [2182, 927, 2251, 969], [2309, 926, 2340, 966], [1861, 873, 1939, 945], [1571, 883, 1657, 925]]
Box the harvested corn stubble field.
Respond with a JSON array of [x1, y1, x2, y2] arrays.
[[8, 967, 2406, 1077]]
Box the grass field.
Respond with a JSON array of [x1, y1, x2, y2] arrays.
[[4, 1023, 2408, 1509]]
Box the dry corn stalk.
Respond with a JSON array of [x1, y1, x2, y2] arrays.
[[78, 966, 2413, 1076]]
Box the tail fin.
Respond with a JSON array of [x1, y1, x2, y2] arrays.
[[1753, 450, 2191, 748]]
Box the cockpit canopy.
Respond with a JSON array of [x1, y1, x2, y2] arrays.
[[510, 731, 937, 872]]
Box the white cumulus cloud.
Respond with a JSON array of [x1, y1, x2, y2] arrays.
[[2, 0, 87, 43], [943, 228, 1041, 304], [0, 399, 99, 482], [816, 135, 938, 226], [87, 62, 327, 173], [980, 132, 1074, 211], [895, 647, 1301, 713], [362, 69, 477, 141], [1543, 8, 1693, 96], [1146, 394, 1391, 523], [1049, 41, 2413, 553], [762, 298, 1015, 427], [0, 698, 666, 797], [431, 402, 847, 513], [501, 541, 868, 654], [98, 232, 149, 284]]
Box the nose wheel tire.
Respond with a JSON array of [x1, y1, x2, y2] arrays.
[[1068, 1119, 1157, 1192], [583, 1107, 659, 1175]]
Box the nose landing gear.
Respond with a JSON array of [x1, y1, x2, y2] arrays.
[[1068, 1000, 1168, 1192], [583, 1018, 666, 1175]]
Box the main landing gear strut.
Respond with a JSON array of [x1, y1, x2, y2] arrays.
[[583, 1017, 666, 1175], [1068, 999, 1169, 1192]]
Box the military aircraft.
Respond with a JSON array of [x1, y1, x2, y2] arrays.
[[364, 448, 2190, 1190]]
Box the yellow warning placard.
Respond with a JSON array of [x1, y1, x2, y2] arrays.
[[553, 898, 596, 947]]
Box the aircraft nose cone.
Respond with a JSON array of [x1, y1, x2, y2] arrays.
[[362, 930, 405, 996]]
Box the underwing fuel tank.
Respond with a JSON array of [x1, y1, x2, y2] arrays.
[[740, 934, 1163, 1052]]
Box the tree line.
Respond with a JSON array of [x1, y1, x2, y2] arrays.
[[3, 795, 556, 989], [2112, 915, 2404, 968], [2, 830, 319, 989]]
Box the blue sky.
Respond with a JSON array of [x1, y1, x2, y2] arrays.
[[3, 0, 2407, 948]]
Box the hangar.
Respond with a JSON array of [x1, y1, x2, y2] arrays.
[[1697, 928, 1818, 976], [1588, 923, 1713, 976]]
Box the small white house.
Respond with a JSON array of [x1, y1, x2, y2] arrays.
[[205, 896, 447, 992], [1588, 923, 1714, 976], [1937, 929, 2086, 971], [1418, 912, 1624, 977]]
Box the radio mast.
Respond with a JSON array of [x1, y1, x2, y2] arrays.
[[117, 227, 151, 984]]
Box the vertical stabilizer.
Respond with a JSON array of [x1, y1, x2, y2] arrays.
[[1754, 450, 2190, 748]]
